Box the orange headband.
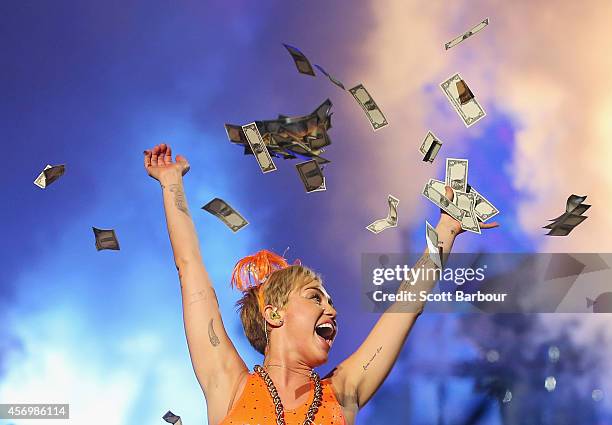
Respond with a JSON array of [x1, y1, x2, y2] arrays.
[[231, 249, 300, 315]]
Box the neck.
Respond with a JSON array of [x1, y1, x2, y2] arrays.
[[263, 327, 324, 390], [264, 363, 312, 378], [262, 355, 313, 388]]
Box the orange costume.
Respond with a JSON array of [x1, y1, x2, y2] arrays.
[[219, 370, 347, 425]]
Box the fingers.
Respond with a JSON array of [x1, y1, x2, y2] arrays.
[[150, 144, 160, 167], [146, 143, 173, 167], [176, 154, 190, 175], [176, 154, 187, 165], [444, 186, 455, 202], [164, 144, 172, 165], [480, 221, 500, 230], [176, 154, 189, 166], [157, 143, 168, 166], [143, 149, 152, 169], [145, 143, 185, 174]]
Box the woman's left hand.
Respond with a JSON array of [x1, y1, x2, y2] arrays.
[[438, 186, 500, 235]]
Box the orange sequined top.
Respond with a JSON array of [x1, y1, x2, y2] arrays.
[[219, 371, 347, 425]]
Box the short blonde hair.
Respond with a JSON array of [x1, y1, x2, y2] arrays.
[[235, 265, 321, 354]]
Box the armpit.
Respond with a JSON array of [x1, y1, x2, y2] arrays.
[[335, 390, 359, 412], [325, 366, 360, 411]]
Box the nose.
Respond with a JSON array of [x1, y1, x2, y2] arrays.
[[325, 302, 337, 320], [325, 305, 338, 334]]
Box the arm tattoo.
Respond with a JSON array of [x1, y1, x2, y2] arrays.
[[168, 184, 190, 216], [208, 319, 220, 347], [362, 346, 383, 371], [187, 289, 219, 308], [397, 254, 435, 293]]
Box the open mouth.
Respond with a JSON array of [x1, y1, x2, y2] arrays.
[[314, 322, 336, 348]]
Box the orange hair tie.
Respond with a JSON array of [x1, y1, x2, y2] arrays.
[[231, 249, 300, 315]]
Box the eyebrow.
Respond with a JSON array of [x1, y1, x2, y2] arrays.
[[305, 286, 334, 307]]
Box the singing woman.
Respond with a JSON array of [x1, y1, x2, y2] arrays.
[[143, 143, 498, 425]]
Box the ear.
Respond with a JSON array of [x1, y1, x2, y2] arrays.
[[263, 305, 283, 325], [263, 305, 278, 322]]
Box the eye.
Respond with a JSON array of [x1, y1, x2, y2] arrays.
[[310, 293, 322, 303]]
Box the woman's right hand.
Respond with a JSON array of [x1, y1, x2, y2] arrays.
[[143, 143, 190, 183]]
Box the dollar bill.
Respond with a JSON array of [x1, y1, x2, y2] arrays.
[[282, 43, 315, 76], [366, 195, 399, 234], [163, 411, 182, 425], [314, 64, 345, 90], [283, 138, 329, 163], [563, 203, 590, 217], [428, 178, 447, 195], [550, 213, 588, 228], [33, 165, 51, 188], [242, 122, 277, 173], [228, 99, 333, 166], [34, 164, 65, 189], [456, 79, 474, 105], [470, 186, 499, 222], [419, 131, 443, 162], [565, 194, 589, 213], [224, 124, 247, 144], [544, 214, 587, 236], [202, 198, 249, 232], [366, 217, 396, 233], [440, 73, 486, 127], [544, 194, 589, 236], [549, 203, 590, 222], [425, 221, 442, 268], [348, 84, 388, 131], [544, 212, 588, 234], [422, 181, 464, 222], [453, 191, 481, 234], [296, 160, 326, 192], [92, 227, 120, 251], [445, 18, 489, 50], [446, 158, 469, 192], [316, 177, 326, 192]]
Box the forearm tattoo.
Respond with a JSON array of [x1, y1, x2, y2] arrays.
[[208, 319, 220, 347], [362, 346, 383, 371], [187, 288, 220, 308], [162, 183, 190, 216]]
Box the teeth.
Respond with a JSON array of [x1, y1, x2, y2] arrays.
[[316, 323, 333, 330]]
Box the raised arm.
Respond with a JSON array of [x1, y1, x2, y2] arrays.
[[144, 144, 247, 398], [332, 187, 499, 409]]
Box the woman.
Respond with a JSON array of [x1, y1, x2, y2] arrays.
[[143, 143, 498, 425]]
